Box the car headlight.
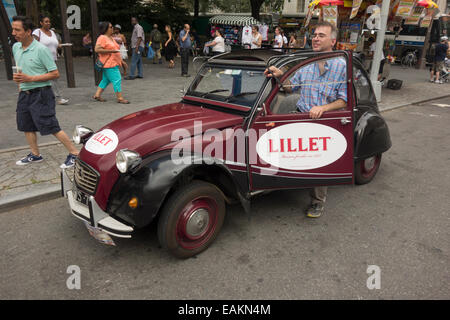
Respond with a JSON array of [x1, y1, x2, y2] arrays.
[[116, 149, 142, 174], [73, 125, 94, 144]]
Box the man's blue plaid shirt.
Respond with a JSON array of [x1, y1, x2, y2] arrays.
[[289, 57, 347, 113]]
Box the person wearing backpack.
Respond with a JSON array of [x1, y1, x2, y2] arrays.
[[149, 24, 162, 64]]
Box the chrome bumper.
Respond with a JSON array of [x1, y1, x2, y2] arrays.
[[61, 168, 133, 238]]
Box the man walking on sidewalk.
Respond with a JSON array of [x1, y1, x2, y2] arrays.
[[125, 17, 145, 80], [11, 16, 78, 168], [149, 24, 162, 64], [179, 24, 191, 77]]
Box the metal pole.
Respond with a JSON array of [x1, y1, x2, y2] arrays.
[[89, 0, 100, 85], [59, 0, 75, 87], [370, 0, 390, 102], [0, 2, 13, 80]]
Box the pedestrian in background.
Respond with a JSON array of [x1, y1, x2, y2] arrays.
[[83, 32, 92, 56], [288, 33, 298, 49], [32, 14, 69, 105], [164, 25, 176, 68], [11, 16, 78, 168], [125, 17, 144, 80], [149, 24, 163, 64], [204, 29, 225, 56], [273, 26, 283, 52], [112, 24, 128, 75], [93, 21, 129, 104], [250, 25, 262, 49], [179, 24, 191, 77], [430, 36, 449, 84]]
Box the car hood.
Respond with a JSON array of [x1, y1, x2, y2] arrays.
[[78, 102, 244, 209]]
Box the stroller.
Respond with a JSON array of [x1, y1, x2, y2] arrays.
[[440, 58, 450, 83]]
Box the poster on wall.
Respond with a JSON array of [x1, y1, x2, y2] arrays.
[[420, 9, 433, 28], [350, 0, 363, 19], [405, 6, 424, 25], [323, 5, 338, 27], [396, 0, 417, 18], [1, 0, 18, 25]]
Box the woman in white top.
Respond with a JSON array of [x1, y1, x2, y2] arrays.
[[250, 25, 262, 49], [204, 29, 225, 56], [273, 27, 283, 52], [32, 15, 69, 105]]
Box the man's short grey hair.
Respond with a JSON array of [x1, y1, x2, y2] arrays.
[[314, 21, 338, 40]]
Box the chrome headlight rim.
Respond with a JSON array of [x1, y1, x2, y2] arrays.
[[73, 125, 94, 145], [116, 149, 142, 174]]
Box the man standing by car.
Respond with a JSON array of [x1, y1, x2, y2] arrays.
[[179, 24, 191, 77], [265, 21, 347, 218], [11, 16, 78, 168], [125, 17, 145, 80], [430, 36, 449, 84], [149, 24, 162, 64]]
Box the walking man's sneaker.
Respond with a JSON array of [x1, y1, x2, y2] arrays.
[[124, 76, 135, 80], [306, 203, 325, 218], [60, 153, 77, 169], [16, 153, 44, 165], [57, 98, 69, 105]]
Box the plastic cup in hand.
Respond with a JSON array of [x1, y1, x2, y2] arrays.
[[12, 66, 22, 74]]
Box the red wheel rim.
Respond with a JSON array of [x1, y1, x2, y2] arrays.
[[360, 155, 381, 178], [176, 197, 218, 250]]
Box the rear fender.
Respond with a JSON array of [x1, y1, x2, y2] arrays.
[[354, 111, 392, 161]]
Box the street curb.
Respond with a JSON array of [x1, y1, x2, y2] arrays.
[[0, 140, 75, 154], [1, 94, 449, 212], [379, 94, 450, 113], [0, 184, 61, 213]]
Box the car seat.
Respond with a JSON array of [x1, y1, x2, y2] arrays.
[[271, 94, 301, 114]]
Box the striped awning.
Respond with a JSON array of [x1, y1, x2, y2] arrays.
[[209, 15, 260, 27]]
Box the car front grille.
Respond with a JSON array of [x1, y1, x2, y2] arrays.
[[74, 159, 99, 195]]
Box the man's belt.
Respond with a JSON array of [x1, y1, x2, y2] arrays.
[[22, 86, 51, 94]]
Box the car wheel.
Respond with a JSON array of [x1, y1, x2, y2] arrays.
[[355, 154, 382, 185], [157, 180, 225, 258]]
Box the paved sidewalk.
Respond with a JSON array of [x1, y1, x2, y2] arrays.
[[0, 57, 449, 211]]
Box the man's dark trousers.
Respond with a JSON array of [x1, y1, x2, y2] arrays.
[[180, 48, 190, 75]]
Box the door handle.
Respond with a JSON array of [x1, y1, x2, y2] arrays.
[[341, 118, 351, 125]]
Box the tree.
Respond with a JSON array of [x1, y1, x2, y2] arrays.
[[250, 0, 284, 20]]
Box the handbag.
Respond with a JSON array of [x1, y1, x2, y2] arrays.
[[94, 54, 112, 72], [147, 46, 155, 59], [119, 43, 128, 60]]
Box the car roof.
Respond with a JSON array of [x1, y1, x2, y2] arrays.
[[208, 48, 315, 67]]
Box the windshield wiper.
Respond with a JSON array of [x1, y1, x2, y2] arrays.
[[200, 89, 229, 98], [225, 91, 258, 102]]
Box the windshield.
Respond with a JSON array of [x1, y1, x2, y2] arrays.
[[186, 64, 267, 108]]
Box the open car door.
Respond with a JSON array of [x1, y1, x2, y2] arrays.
[[248, 51, 355, 191]]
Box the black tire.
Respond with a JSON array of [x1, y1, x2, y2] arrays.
[[157, 180, 225, 258], [355, 154, 382, 185]]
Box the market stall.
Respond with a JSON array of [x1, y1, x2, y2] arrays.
[[208, 15, 269, 50]]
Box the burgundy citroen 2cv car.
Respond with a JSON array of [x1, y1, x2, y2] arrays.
[[61, 50, 391, 258]]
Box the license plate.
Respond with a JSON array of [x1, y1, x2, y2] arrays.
[[75, 190, 89, 206], [84, 222, 116, 246]]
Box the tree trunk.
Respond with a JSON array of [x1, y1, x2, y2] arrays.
[[250, 0, 265, 20], [194, 0, 199, 18]]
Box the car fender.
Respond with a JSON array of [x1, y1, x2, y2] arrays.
[[107, 150, 249, 228], [354, 111, 392, 161]]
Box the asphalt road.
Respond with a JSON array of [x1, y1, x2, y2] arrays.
[[1, 98, 449, 300]]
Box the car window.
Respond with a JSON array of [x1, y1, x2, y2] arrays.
[[187, 65, 266, 108], [353, 66, 376, 105], [270, 56, 348, 115]]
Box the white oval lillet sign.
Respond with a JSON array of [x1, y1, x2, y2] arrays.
[[256, 123, 347, 170], [85, 129, 119, 155]]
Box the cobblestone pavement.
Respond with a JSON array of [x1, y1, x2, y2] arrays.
[[0, 56, 449, 202]]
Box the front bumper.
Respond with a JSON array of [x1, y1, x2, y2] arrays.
[[61, 168, 134, 238]]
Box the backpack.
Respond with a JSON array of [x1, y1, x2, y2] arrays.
[[153, 30, 162, 43]]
